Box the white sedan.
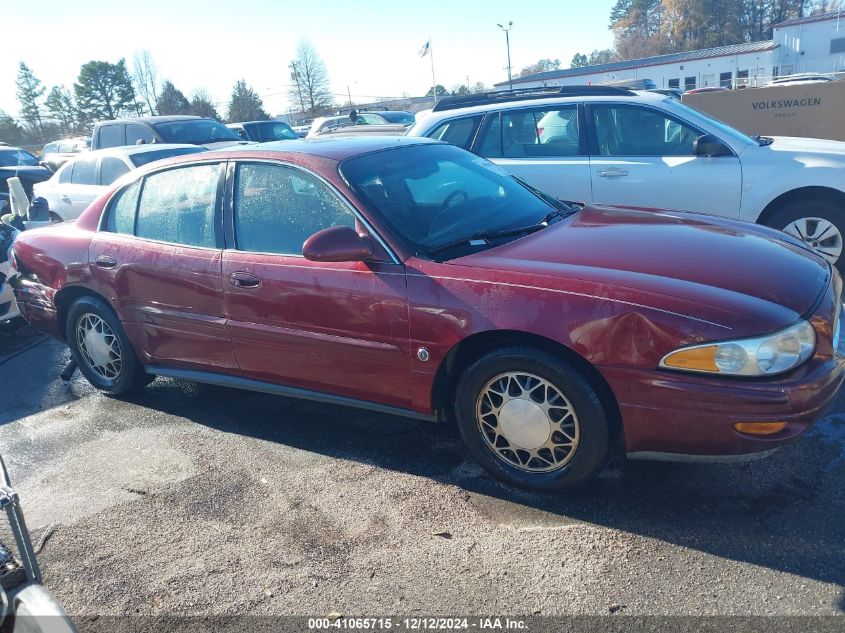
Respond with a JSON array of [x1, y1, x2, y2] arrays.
[[34, 144, 207, 222]]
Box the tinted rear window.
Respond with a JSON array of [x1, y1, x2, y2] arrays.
[[152, 119, 241, 144]]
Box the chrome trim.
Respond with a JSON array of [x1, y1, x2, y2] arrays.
[[408, 273, 732, 330], [626, 447, 780, 463], [145, 366, 434, 421]]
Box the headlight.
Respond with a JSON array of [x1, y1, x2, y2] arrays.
[[660, 320, 816, 377]]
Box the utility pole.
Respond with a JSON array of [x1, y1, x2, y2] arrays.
[[497, 21, 514, 90]]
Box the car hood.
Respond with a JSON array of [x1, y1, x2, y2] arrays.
[[0, 165, 52, 180], [453, 205, 830, 333], [767, 136, 845, 157]]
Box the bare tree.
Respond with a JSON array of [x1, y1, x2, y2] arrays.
[[288, 41, 334, 117], [132, 50, 160, 116]]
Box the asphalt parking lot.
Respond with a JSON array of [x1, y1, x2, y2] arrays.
[[1, 320, 844, 620]]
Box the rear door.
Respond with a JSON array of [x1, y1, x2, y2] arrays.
[[52, 156, 101, 221], [222, 160, 411, 408], [89, 161, 236, 370], [470, 105, 593, 204], [587, 103, 743, 215]]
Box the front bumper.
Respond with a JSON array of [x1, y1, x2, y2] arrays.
[[601, 356, 845, 460]]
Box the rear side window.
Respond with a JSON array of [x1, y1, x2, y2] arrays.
[[106, 180, 141, 235], [71, 159, 96, 185], [126, 124, 155, 146], [97, 124, 123, 148], [99, 157, 130, 185], [233, 163, 355, 256], [135, 164, 220, 248], [426, 116, 482, 150]]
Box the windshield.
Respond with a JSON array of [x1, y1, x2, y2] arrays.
[[378, 112, 416, 125], [249, 121, 298, 141], [0, 149, 39, 167], [129, 147, 207, 168], [668, 99, 757, 146], [340, 143, 557, 259], [152, 119, 242, 144]]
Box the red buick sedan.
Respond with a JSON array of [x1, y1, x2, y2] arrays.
[[10, 137, 845, 490]]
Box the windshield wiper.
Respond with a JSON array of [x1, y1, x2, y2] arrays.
[[429, 223, 550, 257], [754, 135, 774, 146]]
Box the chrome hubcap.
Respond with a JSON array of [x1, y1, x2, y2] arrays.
[[76, 313, 122, 380], [783, 217, 842, 264], [476, 372, 580, 473]]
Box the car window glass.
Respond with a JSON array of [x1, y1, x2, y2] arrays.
[[592, 105, 699, 157], [43, 143, 57, 154], [58, 163, 73, 183], [475, 113, 503, 158], [426, 116, 482, 150], [57, 142, 73, 153], [136, 164, 219, 248], [106, 180, 141, 235], [71, 158, 97, 185], [125, 124, 155, 146], [502, 106, 579, 157], [234, 163, 355, 256], [99, 157, 131, 185], [97, 125, 123, 148]]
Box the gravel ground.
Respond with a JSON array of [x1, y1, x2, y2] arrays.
[[0, 321, 844, 622]]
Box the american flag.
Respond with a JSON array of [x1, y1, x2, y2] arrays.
[[418, 41, 430, 58]]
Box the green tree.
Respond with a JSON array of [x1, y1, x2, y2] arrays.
[[0, 111, 25, 147], [15, 62, 45, 136], [45, 85, 78, 136], [425, 84, 449, 96], [450, 84, 470, 96], [518, 58, 561, 77], [74, 59, 137, 124], [156, 80, 191, 115], [470, 82, 489, 93], [571, 53, 589, 68], [189, 89, 221, 120], [288, 41, 334, 117], [227, 80, 269, 122]]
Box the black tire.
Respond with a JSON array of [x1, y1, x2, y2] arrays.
[[454, 346, 610, 492], [767, 200, 845, 273], [65, 295, 152, 395]]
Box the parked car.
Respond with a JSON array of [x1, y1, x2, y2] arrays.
[[362, 110, 416, 125], [647, 88, 684, 100], [0, 147, 52, 215], [292, 124, 311, 138], [40, 137, 90, 172], [226, 120, 299, 142], [306, 112, 389, 137], [33, 144, 207, 222], [91, 116, 247, 151], [408, 85, 845, 271], [684, 86, 730, 94], [768, 73, 836, 86], [10, 137, 844, 491]]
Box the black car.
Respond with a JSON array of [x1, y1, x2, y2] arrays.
[[91, 115, 248, 151], [226, 120, 298, 142], [0, 148, 52, 214]]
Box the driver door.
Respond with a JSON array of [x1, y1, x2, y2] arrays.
[[222, 161, 412, 408]]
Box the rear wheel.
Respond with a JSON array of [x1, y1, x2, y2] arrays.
[[454, 346, 610, 492], [65, 296, 152, 395], [767, 201, 845, 272]]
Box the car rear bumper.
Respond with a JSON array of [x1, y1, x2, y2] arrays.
[[11, 276, 62, 338], [601, 357, 845, 460]]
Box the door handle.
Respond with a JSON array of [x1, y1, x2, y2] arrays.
[[61, 195, 72, 203], [94, 255, 117, 269], [597, 168, 629, 177], [229, 271, 261, 288]]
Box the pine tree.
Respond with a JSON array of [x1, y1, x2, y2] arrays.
[[74, 59, 137, 124], [156, 81, 191, 115], [188, 89, 221, 120], [15, 62, 45, 135], [226, 80, 269, 122], [45, 86, 78, 136]]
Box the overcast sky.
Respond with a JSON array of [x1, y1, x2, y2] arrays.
[[2, 0, 615, 118]]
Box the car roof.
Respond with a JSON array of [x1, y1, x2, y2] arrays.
[[416, 89, 668, 123], [98, 115, 205, 124], [71, 144, 205, 159], [209, 135, 439, 161]]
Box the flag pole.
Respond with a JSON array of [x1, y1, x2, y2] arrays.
[[429, 36, 438, 103]]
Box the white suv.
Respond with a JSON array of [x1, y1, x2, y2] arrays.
[[407, 86, 845, 271]]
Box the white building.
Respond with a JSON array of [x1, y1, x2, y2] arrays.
[[495, 11, 845, 92]]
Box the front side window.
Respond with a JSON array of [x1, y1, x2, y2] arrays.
[[125, 124, 155, 146], [105, 180, 141, 235], [135, 164, 220, 248], [233, 163, 355, 256], [99, 157, 131, 185], [71, 158, 97, 185], [592, 105, 700, 157], [426, 116, 482, 150], [57, 163, 73, 183], [97, 125, 123, 148]]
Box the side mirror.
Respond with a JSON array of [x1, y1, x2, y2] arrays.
[[694, 134, 732, 157], [303, 225, 374, 262]]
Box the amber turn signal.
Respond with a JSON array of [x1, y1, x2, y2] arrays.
[[733, 422, 787, 435], [661, 345, 718, 372]]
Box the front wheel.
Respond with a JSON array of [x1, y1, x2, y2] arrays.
[[454, 346, 610, 492], [767, 201, 845, 272], [65, 296, 152, 395]]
